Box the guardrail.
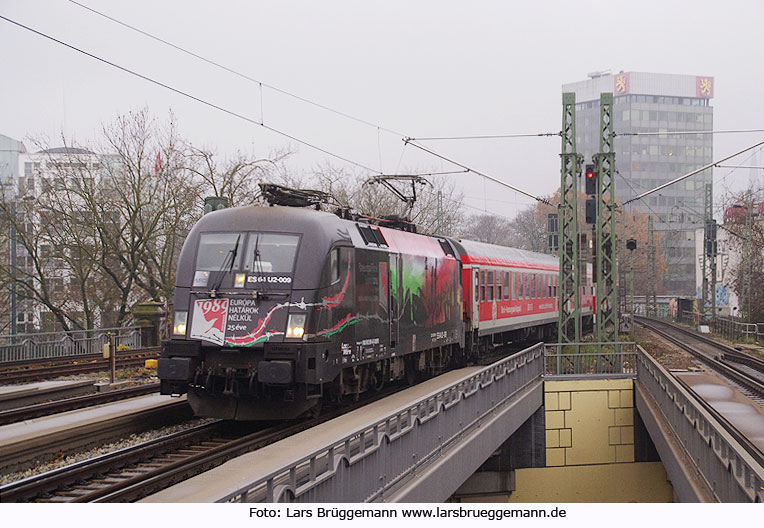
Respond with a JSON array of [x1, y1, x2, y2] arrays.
[[217, 343, 545, 503], [544, 342, 637, 378], [0, 327, 142, 363], [711, 316, 762, 342], [675, 311, 763, 342], [636, 347, 764, 502]]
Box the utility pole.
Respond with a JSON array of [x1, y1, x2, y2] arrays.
[[742, 195, 753, 321], [647, 215, 657, 317], [558, 92, 581, 343], [594, 93, 618, 342], [701, 183, 717, 321]]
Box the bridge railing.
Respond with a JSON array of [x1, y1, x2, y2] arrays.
[[710, 316, 761, 342], [544, 342, 637, 378], [0, 327, 142, 364], [217, 342, 545, 503], [674, 311, 763, 343], [636, 347, 764, 502]]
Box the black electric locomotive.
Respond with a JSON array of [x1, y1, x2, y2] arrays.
[[159, 200, 465, 420]]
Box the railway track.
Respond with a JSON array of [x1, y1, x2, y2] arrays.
[[635, 316, 764, 398], [0, 348, 160, 384], [0, 383, 160, 426], [636, 316, 764, 467], [0, 384, 405, 502]]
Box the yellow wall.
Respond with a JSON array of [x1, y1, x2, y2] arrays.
[[507, 462, 673, 503], [455, 378, 674, 503], [502, 379, 673, 502], [545, 379, 635, 466]]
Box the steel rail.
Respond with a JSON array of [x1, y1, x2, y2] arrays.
[[0, 383, 160, 426], [674, 376, 764, 469], [635, 316, 764, 397], [0, 346, 161, 369], [0, 351, 160, 384]]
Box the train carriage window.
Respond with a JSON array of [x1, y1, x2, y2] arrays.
[[517, 273, 522, 300], [474, 272, 479, 303], [531, 273, 536, 299], [480, 270, 486, 302], [525, 273, 530, 299], [503, 271, 510, 300], [487, 270, 494, 301], [541, 275, 545, 298]]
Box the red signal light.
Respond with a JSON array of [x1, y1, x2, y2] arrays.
[[586, 170, 594, 179]]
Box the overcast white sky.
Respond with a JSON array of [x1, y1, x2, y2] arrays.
[[2, 0, 763, 218]]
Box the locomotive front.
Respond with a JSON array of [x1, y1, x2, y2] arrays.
[[159, 205, 351, 420]]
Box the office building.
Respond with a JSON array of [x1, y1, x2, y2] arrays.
[[563, 71, 714, 295]]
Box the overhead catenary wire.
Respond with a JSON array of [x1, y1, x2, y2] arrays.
[[68, 0, 407, 139], [404, 138, 552, 205], [28, 5, 552, 211], [0, 13, 381, 175], [623, 139, 764, 206], [616, 129, 764, 137], [408, 132, 561, 141]]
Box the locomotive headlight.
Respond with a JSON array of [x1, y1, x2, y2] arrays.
[[173, 311, 188, 336], [234, 273, 246, 288], [286, 313, 306, 338]]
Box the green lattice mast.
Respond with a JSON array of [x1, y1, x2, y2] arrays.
[[594, 93, 618, 341], [558, 93, 581, 343]]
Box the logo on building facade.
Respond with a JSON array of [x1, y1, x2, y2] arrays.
[[614, 73, 630, 94], [696, 77, 714, 98]]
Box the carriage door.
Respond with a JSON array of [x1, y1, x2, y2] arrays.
[[472, 267, 480, 330], [389, 253, 400, 349]]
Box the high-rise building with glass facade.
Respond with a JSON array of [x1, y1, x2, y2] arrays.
[[562, 71, 714, 295]]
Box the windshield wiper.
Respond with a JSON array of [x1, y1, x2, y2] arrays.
[[209, 234, 241, 298]]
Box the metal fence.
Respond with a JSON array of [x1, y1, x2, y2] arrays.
[[677, 311, 764, 342], [711, 316, 763, 342], [544, 342, 637, 378], [0, 327, 142, 363]]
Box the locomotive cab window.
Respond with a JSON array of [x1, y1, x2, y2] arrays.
[[196, 233, 244, 271], [244, 233, 300, 273]]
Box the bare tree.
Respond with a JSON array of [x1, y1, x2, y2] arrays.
[[311, 163, 465, 236], [184, 144, 291, 208]]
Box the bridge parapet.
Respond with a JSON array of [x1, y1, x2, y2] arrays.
[[636, 347, 764, 502], [544, 342, 637, 379], [213, 343, 545, 503]]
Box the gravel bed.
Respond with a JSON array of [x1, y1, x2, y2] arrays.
[[634, 325, 701, 370], [0, 416, 216, 486]]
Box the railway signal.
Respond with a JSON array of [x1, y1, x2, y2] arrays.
[[585, 198, 596, 224], [584, 164, 597, 195]]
